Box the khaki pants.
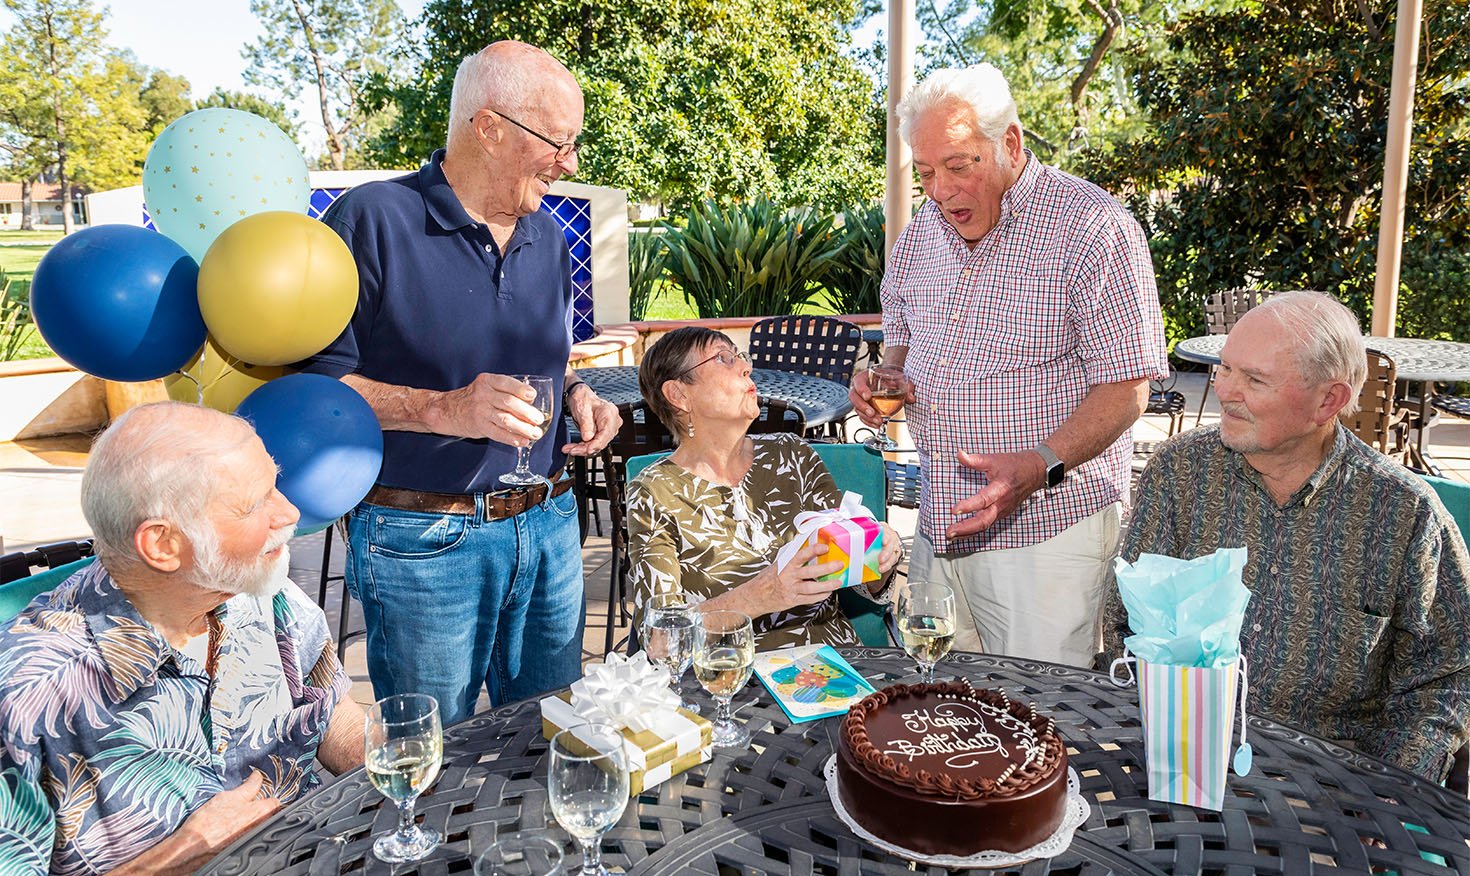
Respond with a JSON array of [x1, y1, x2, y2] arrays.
[[909, 503, 1121, 668]]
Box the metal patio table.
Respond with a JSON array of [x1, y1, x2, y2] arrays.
[[574, 366, 854, 430], [202, 649, 1468, 876], [1176, 334, 1470, 473]]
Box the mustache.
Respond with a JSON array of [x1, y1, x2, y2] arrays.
[[263, 527, 294, 555]]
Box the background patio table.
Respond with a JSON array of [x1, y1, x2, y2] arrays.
[[200, 649, 1469, 876], [574, 365, 854, 430]]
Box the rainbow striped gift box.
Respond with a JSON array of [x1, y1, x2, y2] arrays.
[[1137, 657, 1242, 811]]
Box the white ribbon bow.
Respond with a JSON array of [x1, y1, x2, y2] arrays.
[[568, 651, 681, 732], [774, 491, 875, 572]]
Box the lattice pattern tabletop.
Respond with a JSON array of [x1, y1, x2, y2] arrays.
[[201, 650, 1469, 876], [575, 366, 854, 429], [1175, 335, 1470, 385]]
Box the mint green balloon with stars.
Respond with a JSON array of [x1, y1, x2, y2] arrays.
[[142, 108, 310, 263]]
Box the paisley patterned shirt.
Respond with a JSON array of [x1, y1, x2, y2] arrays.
[[1101, 425, 1470, 781], [0, 562, 351, 875], [627, 434, 864, 650]]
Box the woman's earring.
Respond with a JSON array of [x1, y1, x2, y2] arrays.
[[686, 417, 695, 438]]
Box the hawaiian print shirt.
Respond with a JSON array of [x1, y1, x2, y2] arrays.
[[0, 562, 350, 875], [627, 434, 873, 650]]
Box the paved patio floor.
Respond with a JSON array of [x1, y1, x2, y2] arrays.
[[3, 371, 1468, 710]]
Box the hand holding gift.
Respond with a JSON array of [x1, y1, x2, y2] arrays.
[[774, 492, 885, 590]]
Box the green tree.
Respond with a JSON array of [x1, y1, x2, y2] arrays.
[[1084, 0, 1470, 343], [196, 87, 302, 141], [0, 0, 148, 232], [243, 0, 405, 170], [365, 0, 884, 212], [918, 0, 1242, 167], [137, 68, 194, 139]]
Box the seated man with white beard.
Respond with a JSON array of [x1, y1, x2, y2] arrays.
[[0, 402, 366, 875]]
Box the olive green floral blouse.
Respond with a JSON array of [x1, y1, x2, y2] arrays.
[[626, 434, 864, 650]]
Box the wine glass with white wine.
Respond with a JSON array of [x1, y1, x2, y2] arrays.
[[548, 723, 630, 876], [641, 593, 700, 714], [365, 693, 443, 863], [864, 364, 908, 452], [693, 610, 755, 747], [897, 583, 957, 684], [501, 375, 555, 487]]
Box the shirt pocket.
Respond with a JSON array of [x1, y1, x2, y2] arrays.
[[1315, 607, 1391, 707], [973, 281, 1073, 371]]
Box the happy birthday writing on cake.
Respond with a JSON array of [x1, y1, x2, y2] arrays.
[[881, 701, 1043, 770]]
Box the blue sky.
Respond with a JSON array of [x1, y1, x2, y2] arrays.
[[1, 0, 428, 153]]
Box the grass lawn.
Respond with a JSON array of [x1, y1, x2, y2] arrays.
[[636, 282, 844, 322], [0, 236, 57, 361]]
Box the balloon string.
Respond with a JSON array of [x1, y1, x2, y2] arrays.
[[175, 368, 205, 406]]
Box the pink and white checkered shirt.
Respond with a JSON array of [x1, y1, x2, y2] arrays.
[[882, 152, 1167, 553]]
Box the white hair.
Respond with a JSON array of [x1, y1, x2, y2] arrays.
[[81, 402, 253, 575], [446, 41, 557, 151], [897, 63, 1022, 161], [1251, 291, 1368, 416]]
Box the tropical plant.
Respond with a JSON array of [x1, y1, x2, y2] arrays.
[[0, 269, 34, 362], [821, 203, 885, 315], [660, 199, 844, 319], [628, 230, 665, 322]]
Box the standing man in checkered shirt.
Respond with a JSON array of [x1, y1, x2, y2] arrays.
[[851, 64, 1168, 667]]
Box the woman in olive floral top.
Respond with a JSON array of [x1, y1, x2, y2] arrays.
[[626, 327, 904, 649]]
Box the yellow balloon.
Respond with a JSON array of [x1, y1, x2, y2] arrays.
[[164, 336, 286, 413], [197, 211, 359, 366]]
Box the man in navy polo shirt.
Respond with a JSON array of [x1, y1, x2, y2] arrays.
[[300, 40, 620, 725]]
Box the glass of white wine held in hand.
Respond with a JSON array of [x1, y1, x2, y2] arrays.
[[500, 374, 555, 487], [641, 593, 700, 714], [548, 723, 630, 876], [864, 364, 908, 452], [694, 610, 755, 748], [365, 693, 443, 863], [897, 582, 957, 684]]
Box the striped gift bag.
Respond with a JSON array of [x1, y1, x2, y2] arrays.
[[1111, 654, 1249, 811]]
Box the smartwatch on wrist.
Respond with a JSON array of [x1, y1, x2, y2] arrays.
[[1035, 444, 1065, 489]]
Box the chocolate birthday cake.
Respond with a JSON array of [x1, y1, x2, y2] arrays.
[[835, 681, 1069, 857]]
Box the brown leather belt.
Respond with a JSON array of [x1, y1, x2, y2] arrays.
[[364, 477, 575, 520]]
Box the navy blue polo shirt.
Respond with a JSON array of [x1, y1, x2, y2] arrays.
[[300, 150, 573, 493]]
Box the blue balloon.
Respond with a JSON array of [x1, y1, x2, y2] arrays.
[[30, 225, 206, 382], [236, 374, 383, 530], [142, 108, 309, 262]]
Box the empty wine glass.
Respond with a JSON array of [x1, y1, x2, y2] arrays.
[[693, 610, 755, 747], [548, 723, 629, 876], [864, 365, 908, 452], [896, 583, 957, 684], [641, 593, 700, 714], [365, 693, 443, 863], [474, 832, 566, 876], [501, 375, 555, 486]]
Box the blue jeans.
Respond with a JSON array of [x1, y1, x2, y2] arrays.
[[343, 483, 585, 726]]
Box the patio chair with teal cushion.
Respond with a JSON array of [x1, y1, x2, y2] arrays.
[[1421, 474, 1469, 796], [0, 556, 94, 624], [623, 442, 895, 647]]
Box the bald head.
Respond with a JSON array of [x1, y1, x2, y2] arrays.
[[447, 40, 581, 152], [82, 402, 259, 573]]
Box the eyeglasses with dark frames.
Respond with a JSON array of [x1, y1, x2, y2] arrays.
[[476, 110, 581, 161], [677, 348, 749, 379]]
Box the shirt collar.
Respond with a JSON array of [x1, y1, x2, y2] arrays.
[[418, 149, 544, 250], [1229, 423, 1350, 509]]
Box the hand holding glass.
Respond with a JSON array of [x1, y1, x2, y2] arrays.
[[548, 724, 629, 876], [693, 610, 755, 747], [864, 365, 908, 452], [897, 583, 957, 684], [365, 693, 443, 863], [501, 375, 554, 486], [641, 593, 700, 714]]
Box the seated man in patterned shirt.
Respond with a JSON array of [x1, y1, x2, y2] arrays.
[[1102, 291, 1470, 782], [0, 402, 366, 874]]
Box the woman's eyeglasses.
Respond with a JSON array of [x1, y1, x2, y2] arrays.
[[678, 348, 749, 378]]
